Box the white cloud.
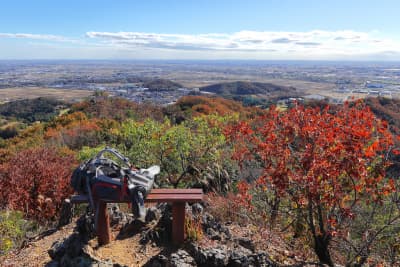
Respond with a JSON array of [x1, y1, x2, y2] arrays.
[[0, 32, 75, 42], [1, 30, 400, 60], [84, 30, 400, 59]]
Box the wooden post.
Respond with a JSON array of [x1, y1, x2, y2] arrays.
[[96, 201, 111, 245], [172, 202, 185, 244]]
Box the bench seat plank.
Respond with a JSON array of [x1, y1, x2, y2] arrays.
[[70, 189, 203, 204]]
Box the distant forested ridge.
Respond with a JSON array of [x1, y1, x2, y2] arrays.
[[200, 81, 297, 96], [0, 97, 66, 123], [143, 79, 183, 91]]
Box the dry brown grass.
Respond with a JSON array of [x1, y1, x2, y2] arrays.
[[0, 87, 93, 102]]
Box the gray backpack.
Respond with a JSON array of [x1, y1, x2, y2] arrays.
[[71, 147, 160, 218]]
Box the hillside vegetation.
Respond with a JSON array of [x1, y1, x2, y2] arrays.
[[0, 95, 399, 266], [0, 97, 67, 140], [200, 81, 297, 97], [163, 95, 265, 123], [0, 97, 66, 123]]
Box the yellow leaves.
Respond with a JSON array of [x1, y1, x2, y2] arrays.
[[0, 237, 13, 253], [109, 127, 120, 136], [340, 194, 352, 208], [185, 215, 204, 241], [323, 182, 332, 192]]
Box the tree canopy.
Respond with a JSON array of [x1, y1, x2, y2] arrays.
[[225, 101, 397, 265]]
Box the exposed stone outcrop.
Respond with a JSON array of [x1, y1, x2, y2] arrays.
[[202, 212, 231, 242], [48, 202, 277, 267], [170, 249, 197, 267], [188, 243, 276, 267]]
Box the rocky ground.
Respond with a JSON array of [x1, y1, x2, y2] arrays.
[[1, 203, 316, 267]]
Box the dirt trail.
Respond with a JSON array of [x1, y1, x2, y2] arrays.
[[1, 221, 162, 267], [1, 223, 75, 266], [94, 236, 161, 267]]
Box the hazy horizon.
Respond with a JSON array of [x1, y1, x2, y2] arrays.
[[2, 59, 400, 65]]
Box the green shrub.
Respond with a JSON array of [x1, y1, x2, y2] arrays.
[[0, 210, 36, 255]]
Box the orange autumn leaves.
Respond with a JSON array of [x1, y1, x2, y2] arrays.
[[225, 101, 397, 215]]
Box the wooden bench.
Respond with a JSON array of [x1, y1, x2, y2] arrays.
[[67, 188, 203, 245]]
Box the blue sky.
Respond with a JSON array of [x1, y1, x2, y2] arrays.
[[1, 0, 400, 60]]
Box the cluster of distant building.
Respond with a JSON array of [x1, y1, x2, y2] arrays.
[[334, 80, 399, 98], [95, 84, 196, 105]]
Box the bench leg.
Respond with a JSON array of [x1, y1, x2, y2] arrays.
[[97, 201, 111, 245], [172, 202, 185, 244]]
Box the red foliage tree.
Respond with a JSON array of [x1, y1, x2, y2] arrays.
[[44, 112, 103, 150], [0, 147, 76, 223], [72, 96, 164, 122], [225, 101, 396, 265]]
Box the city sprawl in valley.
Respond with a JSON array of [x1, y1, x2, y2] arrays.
[[0, 61, 399, 105]]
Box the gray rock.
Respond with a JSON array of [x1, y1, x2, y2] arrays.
[[202, 212, 232, 242], [190, 245, 229, 267], [65, 233, 84, 258], [209, 248, 228, 266], [48, 240, 66, 260], [188, 242, 276, 267], [236, 237, 255, 252], [228, 246, 253, 267], [191, 203, 204, 215], [58, 199, 73, 227], [189, 244, 207, 265], [109, 204, 128, 226], [71, 256, 93, 267], [253, 252, 276, 267], [76, 213, 96, 240], [48, 229, 103, 267], [45, 260, 60, 267], [60, 254, 73, 267], [202, 213, 215, 227], [82, 245, 102, 262], [223, 230, 232, 241], [206, 228, 221, 241], [145, 254, 169, 267], [118, 218, 146, 240], [206, 227, 216, 236], [97, 259, 114, 267], [91, 260, 115, 267], [145, 206, 161, 223], [170, 249, 196, 267]]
